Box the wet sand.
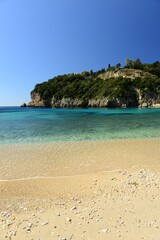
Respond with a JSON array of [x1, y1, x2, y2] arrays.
[[0, 139, 160, 239]]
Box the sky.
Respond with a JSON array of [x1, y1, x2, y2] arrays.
[[0, 0, 160, 106]]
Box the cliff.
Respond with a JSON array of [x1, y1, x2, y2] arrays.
[[27, 61, 160, 108], [28, 93, 45, 107], [28, 92, 160, 108]]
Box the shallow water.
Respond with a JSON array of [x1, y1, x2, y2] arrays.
[[0, 139, 160, 180], [0, 107, 160, 144]]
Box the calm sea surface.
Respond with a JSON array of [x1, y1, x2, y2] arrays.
[[0, 107, 160, 145]]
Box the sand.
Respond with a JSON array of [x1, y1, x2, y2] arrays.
[[0, 139, 160, 239]]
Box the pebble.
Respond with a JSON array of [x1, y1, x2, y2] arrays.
[[28, 223, 33, 228], [6, 220, 15, 226], [39, 210, 45, 213], [93, 179, 97, 182], [42, 221, 49, 226], [117, 234, 121, 237], [26, 227, 31, 232], [1, 212, 8, 217], [66, 218, 72, 223], [70, 206, 77, 211], [101, 228, 109, 233]]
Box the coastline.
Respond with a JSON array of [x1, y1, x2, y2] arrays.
[[0, 139, 160, 239]]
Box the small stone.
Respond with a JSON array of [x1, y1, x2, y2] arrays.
[[42, 221, 49, 226], [28, 223, 33, 228], [1, 212, 7, 217], [70, 206, 77, 211], [69, 235, 74, 240], [93, 179, 97, 182], [117, 234, 121, 237], [12, 231, 17, 236], [66, 218, 72, 223], [101, 228, 109, 233], [39, 210, 45, 213], [6, 220, 14, 226], [26, 227, 31, 232]]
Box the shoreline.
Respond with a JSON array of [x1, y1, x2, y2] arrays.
[[0, 138, 160, 180]]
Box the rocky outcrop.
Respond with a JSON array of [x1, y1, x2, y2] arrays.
[[87, 98, 129, 108], [138, 91, 160, 108], [99, 69, 156, 80], [152, 103, 160, 108], [51, 97, 87, 108], [28, 94, 138, 108], [28, 91, 160, 108], [28, 93, 45, 107], [21, 103, 27, 107], [88, 98, 109, 107]]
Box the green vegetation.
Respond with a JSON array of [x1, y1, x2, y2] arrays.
[[31, 59, 160, 107], [125, 58, 160, 77]]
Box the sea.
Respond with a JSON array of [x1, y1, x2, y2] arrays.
[[0, 107, 160, 145]]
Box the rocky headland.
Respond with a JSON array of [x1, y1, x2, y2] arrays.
[[25, 60, 160, 108]]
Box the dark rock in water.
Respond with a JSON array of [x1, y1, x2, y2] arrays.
[[21, 103, 27, 107]]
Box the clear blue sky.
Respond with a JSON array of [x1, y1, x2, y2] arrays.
[[0, 0, 160, 106]]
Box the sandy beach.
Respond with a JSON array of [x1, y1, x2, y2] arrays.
[[0, 139, 160, 239]]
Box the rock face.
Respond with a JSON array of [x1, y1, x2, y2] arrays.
[[28, 91, 160, 108], [99, 69, 155, 80], [51, 97, 87, 108], [138, 91, 160, 108], [28, 93, 45, 107], [88, 98, 109, 107]]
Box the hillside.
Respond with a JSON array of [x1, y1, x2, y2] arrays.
[[27, 60, 160, 108]]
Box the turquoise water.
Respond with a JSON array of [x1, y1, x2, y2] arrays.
[[0, 107, 160, 144]]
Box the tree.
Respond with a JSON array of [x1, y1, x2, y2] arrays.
[[134, 58, 142, 69], [125, 58, 134, 68], [90, 70, 93, 75], [116, 63, 121, 70], [81, 71, 90, 77], [107, 64, 111, 70]]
